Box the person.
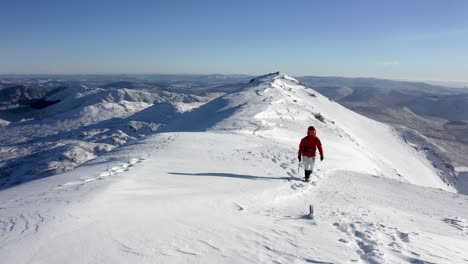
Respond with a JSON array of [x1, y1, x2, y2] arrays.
[[298, 126, 324, 182]]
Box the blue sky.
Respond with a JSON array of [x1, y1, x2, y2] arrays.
[[1, 0, 467, 80]]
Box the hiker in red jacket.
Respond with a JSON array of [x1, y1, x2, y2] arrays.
[[298, 126, 324, 182]]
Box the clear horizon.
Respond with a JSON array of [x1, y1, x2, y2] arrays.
[[1, 0, 467, 81]]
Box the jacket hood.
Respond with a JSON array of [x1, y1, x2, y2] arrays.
[[307, 126, 316, 136]]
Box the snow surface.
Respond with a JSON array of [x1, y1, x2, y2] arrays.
[[1, 73, 467, 263]]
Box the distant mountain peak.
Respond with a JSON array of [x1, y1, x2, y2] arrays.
[[249, 72, 299, 84]]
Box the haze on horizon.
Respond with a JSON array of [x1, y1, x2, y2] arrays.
[[1, 0, 467, 82]]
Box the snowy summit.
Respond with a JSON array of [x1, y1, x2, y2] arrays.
[[1, 72, 467, 263]]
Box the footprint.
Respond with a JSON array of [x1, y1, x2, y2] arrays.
[[397, 231, 410, 243], [82, 178, 96, 183], [53, 181, 83, 189], [110, 166, 125, 173], [52, 154, 148, 191], [339, 238, 349, 243], [290, 182, 307, 190], [99, 171, 112, 178]]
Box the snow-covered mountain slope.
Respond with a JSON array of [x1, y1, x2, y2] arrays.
[[163, 72, 454, 191], [0, 84, 51, 106], [1, 73, 466, 264], [0, 85, 212, 189], [304, 77, 468, 175]]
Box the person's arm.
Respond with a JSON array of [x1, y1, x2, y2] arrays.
[[317, 138, 324, 160], [298, 139, 304, 160]]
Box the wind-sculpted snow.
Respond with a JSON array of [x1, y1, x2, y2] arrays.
[[1, 73, 467, 263]]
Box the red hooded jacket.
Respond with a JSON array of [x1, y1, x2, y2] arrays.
[[298, 127, 324, 158]]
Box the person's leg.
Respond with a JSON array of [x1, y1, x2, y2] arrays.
[[304, 156, 313, 171], [309, 157, 316, 174], [305, 157, 317, 181], [303, 157, 312, 180]]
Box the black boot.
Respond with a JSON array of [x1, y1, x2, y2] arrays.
[[304, 170, 312, 182]]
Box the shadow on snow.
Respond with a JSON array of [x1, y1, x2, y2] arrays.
[[169, 172, 294, 181]]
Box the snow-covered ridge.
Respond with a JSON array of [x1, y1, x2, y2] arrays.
[[161, 71, 454, 192], [0, 72, 456, 191], [248, 71, 300, 84]]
